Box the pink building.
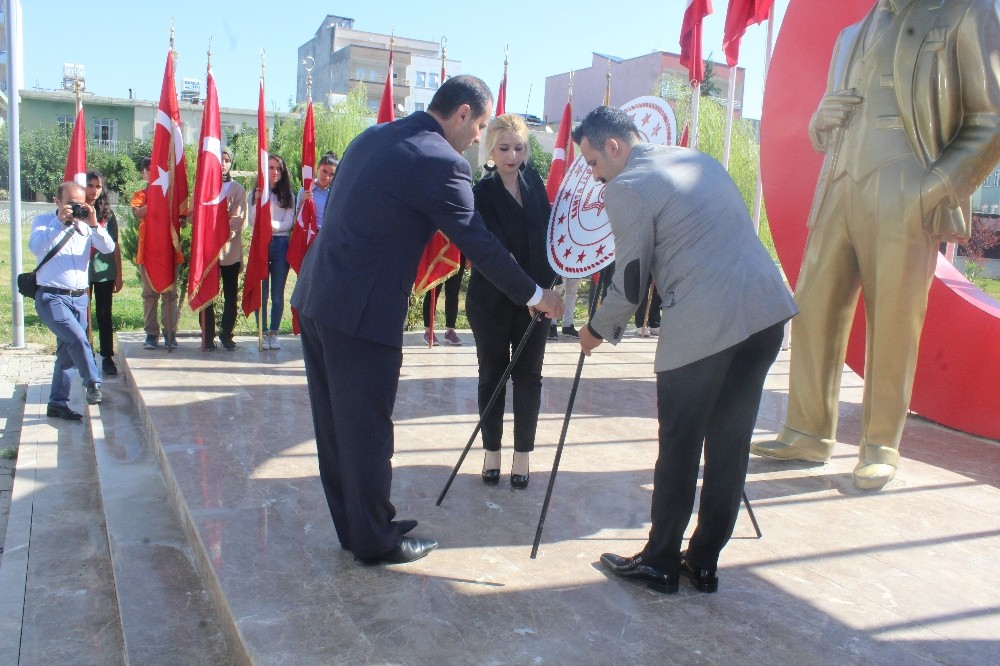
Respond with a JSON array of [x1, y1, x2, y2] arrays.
[[544, 51, 745, 125]]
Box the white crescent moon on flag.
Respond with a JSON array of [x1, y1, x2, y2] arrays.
[[155, 109, 185, 166], [260, 149, 271, 206], [547, 96, 677, 278], [200, 135, 226, 206]]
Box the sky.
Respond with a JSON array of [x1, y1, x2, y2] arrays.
[[19, 1, 790, 121]]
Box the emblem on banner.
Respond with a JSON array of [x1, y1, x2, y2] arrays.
[[547, 96, 677, 277]]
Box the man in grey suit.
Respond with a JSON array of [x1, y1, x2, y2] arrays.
[[575, 107, 797, 594], [291, 76, 563, 567]]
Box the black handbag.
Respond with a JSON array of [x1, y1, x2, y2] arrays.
[[17, 228, 76, 299]]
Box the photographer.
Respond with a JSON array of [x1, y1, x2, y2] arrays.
[[29, 181, 115, 420]]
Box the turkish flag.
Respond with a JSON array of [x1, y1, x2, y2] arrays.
[[723, 0, 774, 66], [377, 46, 395, 124], [287, 101, 316, 276], [680, 0, 713, 84], [145, 50, 189, 294], [287, 101, 317, 334], [496, 65, 507, 116], [187, 69, 229, 313], [545, 101, 574, 205], [63, 107, 86, 187], [241, 80, 272, 318]]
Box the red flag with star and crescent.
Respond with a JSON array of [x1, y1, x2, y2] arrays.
[[241, 80, 272, 318], [187, 68, 229, 313], [145, 49, 189, 294], [287, 100, 317, 333], [545, 99, 574, 205], [63, 107, 87, 188], [723, 0, 774, 67], [680, 0, 713, 84]]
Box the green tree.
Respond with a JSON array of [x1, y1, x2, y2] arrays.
[[18, 128, 71, 200], [271, 83, 372, 194], [529, 135, 552, 181], [654, 73, 773, 256], [700, 57, 722, 98]]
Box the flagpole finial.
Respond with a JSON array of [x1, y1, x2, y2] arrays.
[[504, 43, 509, 67], [568, 70, 574, 97], [260, 49, 266, 81], [302, 56, 315, 102], [74, 75, 82, 113], [169, 17, 175, 50], [207, 37, 213, 70]]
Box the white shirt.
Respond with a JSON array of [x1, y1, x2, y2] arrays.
[[29, 211, 115, 290]]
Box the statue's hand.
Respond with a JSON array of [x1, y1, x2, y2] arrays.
[[811, 91, 864, 138]]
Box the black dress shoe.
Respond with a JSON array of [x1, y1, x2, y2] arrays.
[[46, 403, 83, 421], [680, 557, 719, 593], [355, 536, 439, 566], [101, 357, 118, 376], [482, 468, 500, 485], [510, 473, 529, 489], [600, 552, 679, 594]]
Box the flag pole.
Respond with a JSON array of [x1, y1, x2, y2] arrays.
[[200, 41, 213, 352], [425, 36, 448, 349], [723, 62, 736, 169], [258, 49, 266, 352], [166, 23, 178, 353], [752, 5, 775, 234], [76, 75, 95, 350]]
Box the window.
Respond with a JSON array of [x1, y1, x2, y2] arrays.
[[92, 117, 118, 144], [56, 114, 75, 134], [414, 102, 425, 112], [356, 68, 365, 81], [416, 71, 427, 88], [428, 73, 439, 90]]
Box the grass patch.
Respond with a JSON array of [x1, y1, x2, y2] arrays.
[[0, 446, 17, 459]]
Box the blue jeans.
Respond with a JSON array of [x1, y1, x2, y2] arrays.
[[261, 235, 290, 332], [34, 291, 101, 406]]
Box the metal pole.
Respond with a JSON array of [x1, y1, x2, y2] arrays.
[[723, 66, 736, 169], [7, 0, 25, 348], [752, 6, 776, 234]]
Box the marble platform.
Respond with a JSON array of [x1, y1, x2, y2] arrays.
[[111, 330, 1000, 665]]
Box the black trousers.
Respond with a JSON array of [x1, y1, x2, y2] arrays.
[[643, 321, 785, 573], [467, 299, 549, 453], [90, 280, 115, 358], [422, 259, 466, 328], [203, 262, 241, 341], [299, 313, 409, 559]]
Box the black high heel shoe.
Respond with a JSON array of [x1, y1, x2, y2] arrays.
[[482, 468, 500, 485], [510, 473, 529, 489]]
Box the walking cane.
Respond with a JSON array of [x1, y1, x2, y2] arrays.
[[436, 309, 546, 506]]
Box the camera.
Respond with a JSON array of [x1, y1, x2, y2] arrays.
[[69, 202, 89, 220]]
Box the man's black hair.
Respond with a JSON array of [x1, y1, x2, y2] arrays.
[[427, 75, 493, 119], [571, 106, 642, 151]]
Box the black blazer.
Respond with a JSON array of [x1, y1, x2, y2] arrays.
[[291, 112, 537, 348], [467, 167, 554, 312]]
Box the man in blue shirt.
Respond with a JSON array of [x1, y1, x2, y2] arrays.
[[29, 181, 116, 419]]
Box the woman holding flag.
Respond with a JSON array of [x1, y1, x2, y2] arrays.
[[468, 113, 554, 489], [250, 154, 295, 350]]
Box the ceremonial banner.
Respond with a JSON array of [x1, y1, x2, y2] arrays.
[[377, 45, 395, 124], [287, 101, 317, 275], [680, 0, 713, 83], [547, 96, 676, 278], [145, 49, 189, 293], [287, 100, 317, 334], [241, 81, 272, 318], [545, 100, 574, 205], [63, 107, 86, 187], [496, 68, 507, 116], [723, 0, 774, 66], [187, 69, 229, 313]]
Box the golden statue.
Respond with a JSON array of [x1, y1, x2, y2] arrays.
[[752, 0, 1000, 489]]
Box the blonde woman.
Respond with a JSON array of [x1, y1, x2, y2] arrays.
[[468, 114, 555, 489]]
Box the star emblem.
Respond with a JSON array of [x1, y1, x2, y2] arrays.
[[557, 213, 566, 226], [557, 234, 566, 245], [577, 251, 586, 262], [596, 245, 605, 256], [563, 248, 573, 259], [651, 125, 661, 137], [152, 165, 171, 196], [641, 113, 652, 126]]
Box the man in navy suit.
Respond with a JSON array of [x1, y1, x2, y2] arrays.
[[291, 75, 564, 566]]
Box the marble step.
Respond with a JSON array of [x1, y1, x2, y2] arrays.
[[90, 373, 237, 665], [0, 384, 125, 665]]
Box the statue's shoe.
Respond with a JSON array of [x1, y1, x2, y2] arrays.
[[852, 462, 896, 490], [750, 427, 834, 463], [852, 444, 900, 490]]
